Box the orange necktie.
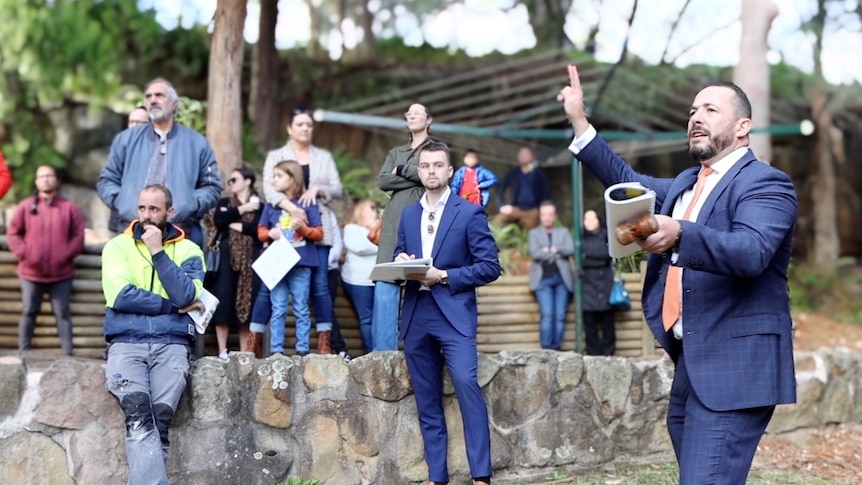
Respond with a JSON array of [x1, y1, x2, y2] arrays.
[[662, 166, 713, 331]]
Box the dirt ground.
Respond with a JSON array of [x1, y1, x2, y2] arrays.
[[752, 312, 862, 484]]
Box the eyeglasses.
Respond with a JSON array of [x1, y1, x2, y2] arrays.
[[292, 108, 313, 116], [427, 211, 436, 235], [405, 110, 427, 118]]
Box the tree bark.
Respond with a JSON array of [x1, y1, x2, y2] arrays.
[[524, 0, 573, 49], [809, 0, 839, 267], [733, 0, 778, 164], [250, 0, 279, 150], [206, 0, 247, 181], [306, 0, 325, 58]]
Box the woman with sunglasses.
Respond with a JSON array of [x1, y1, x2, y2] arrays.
[[206, 167, 263, 360], [260, 107, 346, 356], [372, 102, 436, 351]]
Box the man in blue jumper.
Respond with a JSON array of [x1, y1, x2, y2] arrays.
[[492, 145, 551, 231]]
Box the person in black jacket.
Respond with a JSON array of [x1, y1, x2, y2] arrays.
[[580, 209, 616, 356], [492, 146, 550, 231]]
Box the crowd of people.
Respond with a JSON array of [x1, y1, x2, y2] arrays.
[[0, 66, 802, 485]]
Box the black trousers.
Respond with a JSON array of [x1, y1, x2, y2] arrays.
[[583, 309, 616, 356]]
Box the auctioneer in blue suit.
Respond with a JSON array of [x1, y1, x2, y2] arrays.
[[561, 67, 797, 485], [395, 177, 500, 484]]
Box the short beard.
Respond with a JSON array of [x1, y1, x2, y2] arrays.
[[689, 128, 734, 163], [142, 219, 168, 232]]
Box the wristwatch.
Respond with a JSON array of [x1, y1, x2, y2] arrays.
[[439, 272, 449, 286]]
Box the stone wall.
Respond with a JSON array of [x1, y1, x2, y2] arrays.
[[0, 348, 859, 485]]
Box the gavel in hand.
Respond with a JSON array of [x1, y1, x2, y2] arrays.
[[615, 212, 659, 245]]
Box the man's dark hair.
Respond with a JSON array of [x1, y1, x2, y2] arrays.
[[464, 148, 478, 157], [290, 104, 314, 124], [539, 200, 555, 210], [142, 184, 173, 209], [420, 140, 451, 165], [702, 81, 752, 119]]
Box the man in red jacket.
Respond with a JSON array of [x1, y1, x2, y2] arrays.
[[7, 165, 85, 355], [0, 148, 12, 199]]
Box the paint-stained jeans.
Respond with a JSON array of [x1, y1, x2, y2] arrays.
[[105, 343, 190, 485]]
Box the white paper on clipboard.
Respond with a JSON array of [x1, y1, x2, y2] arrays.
[[252, 236, 301, 290]]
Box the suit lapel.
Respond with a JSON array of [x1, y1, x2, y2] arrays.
[[404, 203, 423, 255], [431, 196, 460, 259], [661, 167, 699, 215]]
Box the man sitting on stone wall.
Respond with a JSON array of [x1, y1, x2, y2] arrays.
[[101, 184, 204, 485]]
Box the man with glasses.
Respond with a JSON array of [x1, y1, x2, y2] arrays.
[[7, 165, 85, 356], [127, 106, 149, 128], [98, 78, 222, 246], [393, 141, 500, 485]]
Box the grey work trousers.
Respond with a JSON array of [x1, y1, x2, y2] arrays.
[[105, 343, 190, 485], [19, 278, 74, 355]]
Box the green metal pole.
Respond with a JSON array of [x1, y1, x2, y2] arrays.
[[313, 110, 814, 140], [571, 158, 584, 354]]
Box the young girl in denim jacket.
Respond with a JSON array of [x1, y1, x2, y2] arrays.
[[257, 160, 323, 355]]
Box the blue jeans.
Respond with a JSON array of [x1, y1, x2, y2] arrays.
[[343, 282, 374, 353], [535, 274, 571, 350], [327, 268, 348, 353], [105, 343, 190, 485], [269, 267, 312, 354], [310, 245, 333, 332], [371, 280, 401, 351], [249, 283, 271, 335]]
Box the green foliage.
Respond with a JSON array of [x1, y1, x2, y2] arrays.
[[278, 477, 318, 485], [175, 97, 207, 134], [613, 251, 647, 274], [491, 223, 529, 274], [789, 259, 862, 323], [331, 148, 384, 202]]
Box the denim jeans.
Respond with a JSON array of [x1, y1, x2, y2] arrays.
[[270, 266, 312, 354], [371, 280, 401, 351], [19, 278, 74, 355], [310, 245, 333, 332], [327, 268, 348, 354], [105, 342, 190, 485], [534, 274, 571, 350], [343, 282, 374, 353], [249, 282, 271, 334]]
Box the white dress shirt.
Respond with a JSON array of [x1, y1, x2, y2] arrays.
[[418, 187, 451, 290], [569, 125, 749, 338]]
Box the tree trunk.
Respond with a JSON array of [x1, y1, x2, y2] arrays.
[[810, 81, 839, 267], [206, 0, 247, 182], [250, 0, 279, 150], [808, 0, 839, 267], [733, 0, 777, 164], [524, 0, 573, 49], [306, 0, 325, 58]]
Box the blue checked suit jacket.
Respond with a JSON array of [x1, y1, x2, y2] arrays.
[[577, 135, 798, 412]]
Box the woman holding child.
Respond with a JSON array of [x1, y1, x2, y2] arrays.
[[258, 107, 347, 356]]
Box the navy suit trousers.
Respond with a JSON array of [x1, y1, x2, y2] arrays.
[[403, 291, 492, 482]]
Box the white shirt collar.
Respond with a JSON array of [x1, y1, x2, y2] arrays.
[[420, 187, 452, 212], [705, 146, 749, 175]]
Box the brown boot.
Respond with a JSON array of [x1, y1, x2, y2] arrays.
[[317, 331, 331, 354], [246, 332, 262, 359]]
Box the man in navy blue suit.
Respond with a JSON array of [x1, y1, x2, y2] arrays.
[[393, 140, 501, 485], [558, 66, 797, 485]]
